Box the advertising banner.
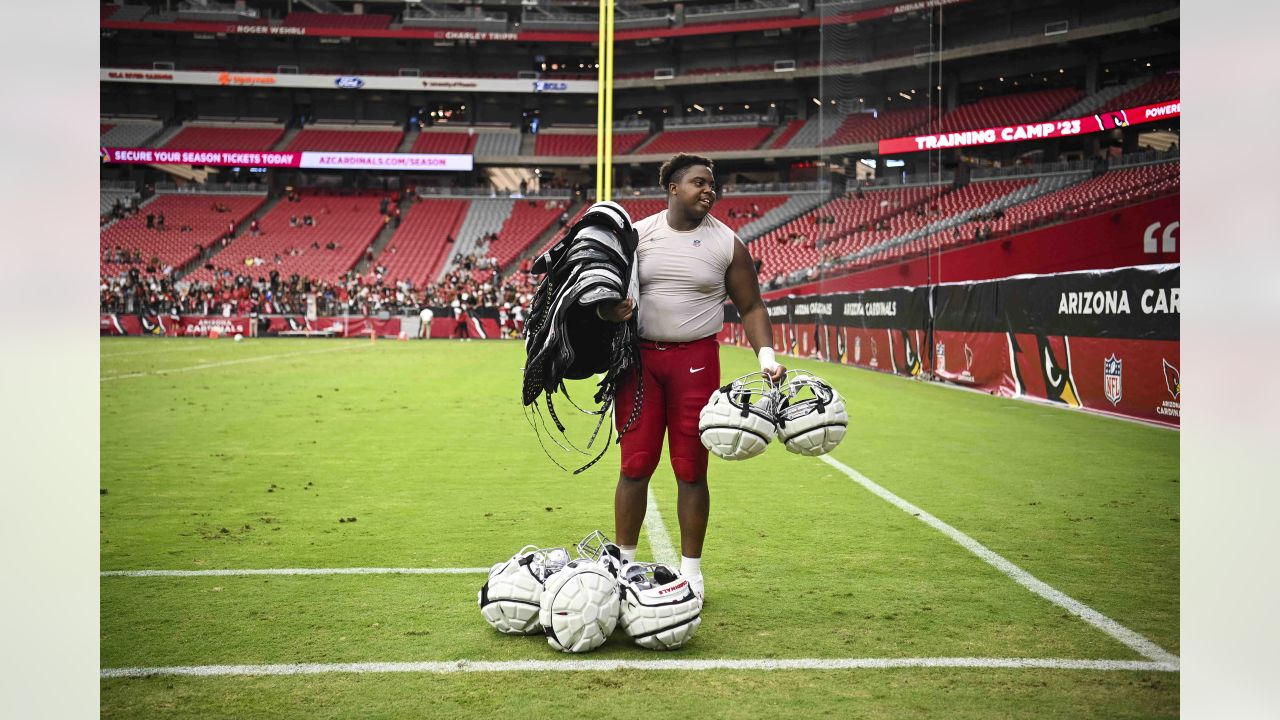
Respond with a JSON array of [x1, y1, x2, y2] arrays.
[[101, 147, 473, 172], [101, 68, 595, 95], [722, 265, 1179, 426], [877, 100, 1181, 155]]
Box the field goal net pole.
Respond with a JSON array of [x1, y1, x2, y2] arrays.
[[596, 0, 615, 202]]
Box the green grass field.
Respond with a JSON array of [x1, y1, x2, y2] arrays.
[[100, 337, 1179, 718]]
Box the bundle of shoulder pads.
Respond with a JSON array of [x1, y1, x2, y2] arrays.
[[522, 201, 643, 474]]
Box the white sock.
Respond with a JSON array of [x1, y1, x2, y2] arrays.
[[619, 545, 637, 563], [681, 555, 702, 578]]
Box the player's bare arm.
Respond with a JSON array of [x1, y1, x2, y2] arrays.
[[726, 237, 786, 384]]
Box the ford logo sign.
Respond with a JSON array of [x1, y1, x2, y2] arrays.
[[334, 76, 365, 89]]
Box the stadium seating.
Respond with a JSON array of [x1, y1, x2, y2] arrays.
[[474, 131, 521, 157], [934, 88, 1081, 133], [747, 187, 938, 282], [486, 199, 570, 267], [375, 199, 471, 287], [1109, 75, 1180, 109], [984, 162, 1180, 237], [100, 194, 265, 276], [768, 120, 806, 149], [286, 128, 404, 153], [283, 12, 392, 29], [162, 124, 285, 152], [183, 195, 386, 284], [534, 132, 648, 156], [634, 126, 773, 154], [100, 118, 164, 148], [411, 132, 477, 155], [823, 108, 933, 146]]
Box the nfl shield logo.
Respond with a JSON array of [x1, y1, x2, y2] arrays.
[[935, 342, 946, 371], [1103, 354, 1123, 406]]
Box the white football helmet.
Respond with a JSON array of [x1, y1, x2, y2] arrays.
[[774, 370, 849, 456], [478, 545, 569, 635], [575, 529, 624, 578], [698, 374, 779, 460], [540, 558, 622, 653], [618, 562, 703, 650]]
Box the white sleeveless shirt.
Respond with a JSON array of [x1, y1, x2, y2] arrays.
[[633, 209, 737, 342]]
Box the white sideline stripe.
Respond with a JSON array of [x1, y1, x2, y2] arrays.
[[101, 567, 489, 577], [100, 656, 1179, 679], [100, 344, 365, 381], [102, 346, 213, 359], [645, 489, 679, 566], [818, 455, 1179, 665]]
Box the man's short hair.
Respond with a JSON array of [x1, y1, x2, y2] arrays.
[[659, 153, 714, 189]]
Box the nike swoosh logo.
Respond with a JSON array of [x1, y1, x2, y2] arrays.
[[689, 367, 705, 374]]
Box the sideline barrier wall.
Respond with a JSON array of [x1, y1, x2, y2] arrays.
[[722, 264, 1180, 427], [100, 310, 503, 340]]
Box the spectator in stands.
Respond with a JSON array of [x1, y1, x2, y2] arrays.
[[250, 219, 260, 236], [156, 213, 166, 231], [304, 214, 315, 227], [146, 213, 155, 229]]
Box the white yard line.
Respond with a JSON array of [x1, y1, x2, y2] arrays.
[[101, 656, 1178, 679], [818, 455, 1179, 665], [100, 344, 366, 381], [645, 488, 679, 566], [101, 567, 488, 578], [101, 346, 214, 359]]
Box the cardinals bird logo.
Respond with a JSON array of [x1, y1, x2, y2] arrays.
[[1162, 359, 1180, 400]]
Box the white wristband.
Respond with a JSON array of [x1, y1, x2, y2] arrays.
[[757, 346, 778, 371]]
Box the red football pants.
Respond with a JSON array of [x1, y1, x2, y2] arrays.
[[615, 336, 720, 483]]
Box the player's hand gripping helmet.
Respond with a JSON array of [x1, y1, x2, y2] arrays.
[[774, 370, 849, 456], [478, 545, 570, 634], [618, 562, 703, 650], [698, 374, 779, 460]]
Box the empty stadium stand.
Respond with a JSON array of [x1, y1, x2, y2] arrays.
[[482, 199, 568, 268], [411, 131, 477, 155], [984, 162, 1180, 237], [473, 130, 522, 157], [183, 195, 386, 284], [535, 131, 648, 156], [634, 125, 773, 154], [934, 88, 1082, 133], [1109, 75, 1180, 109], [286, 127, 404, 153], [768, 120, 806, 149], [161, 122, 285, 152], [823, 108, 933, 146], [375, 199, 471, 287], [283, 11, 392, 29], [100, 118, 164, 148], [100, 194, 265, 276]]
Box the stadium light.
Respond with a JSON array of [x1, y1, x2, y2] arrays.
[[693, 103, 705, 111], [811, 97, 821, 106], [898, 92, 911, 100]]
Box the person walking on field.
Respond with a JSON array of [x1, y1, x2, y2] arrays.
[[597, 153, 785, 602]]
